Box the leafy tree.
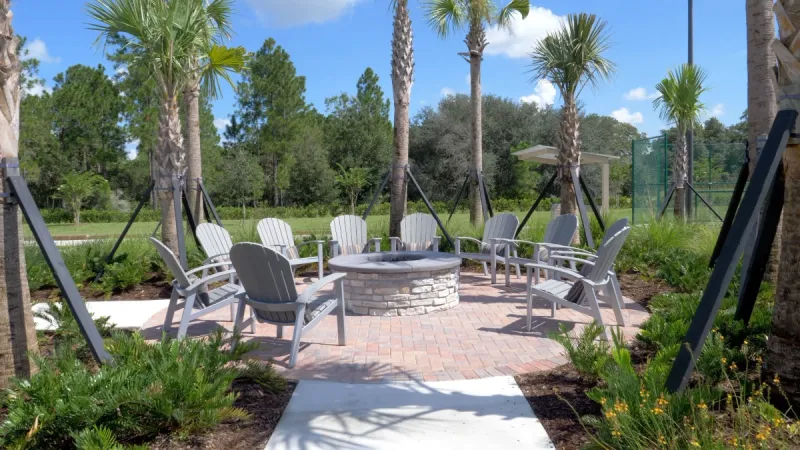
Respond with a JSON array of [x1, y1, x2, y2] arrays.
[[88, 0, 247, 254], [424, 0, 529, 225], [235, 38, 308, 206], [653, 64, 708, 219], [325, 68, 392, 181], [287, 115, 338, 206], [215, 148, 265, 220], [58, 172, 111, 224], [50, 65, 126, 175], [19, 93, 63, 204], [335, 164, 370, 214], [530, 13, 615, 222]]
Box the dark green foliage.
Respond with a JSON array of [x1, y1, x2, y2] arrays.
[[0, 331, 281, 449], [548, 323, 611, 381]]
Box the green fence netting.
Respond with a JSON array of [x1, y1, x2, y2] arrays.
[[632, 135, 746, 224]]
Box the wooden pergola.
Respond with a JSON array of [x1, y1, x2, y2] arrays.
[[512, 145, 619, 214]]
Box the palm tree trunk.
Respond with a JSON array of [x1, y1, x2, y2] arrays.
[[558, 97, 580, 218], [674, 129, 687, 220], [183, 82, 204, 223], [157, 90, 185, 254], [768, 0, 800, 406], [0, 2, 38, 389], [389, 0, 413, 237], [466, 21, 487, 226]]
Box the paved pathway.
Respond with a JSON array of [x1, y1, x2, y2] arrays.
[[142, 273, 649, 382], [34, 299, 170, 331], [265, 376, 554, 450]]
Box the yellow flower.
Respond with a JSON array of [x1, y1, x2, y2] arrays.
[[690, 440, 700, 447], [605, 410, 616, 419], [719, 335, 724, 341], [697, 401, 707, 411], [658, 435, 666, 445], [774, 375, 780, 385], [651, 407, 664, 415], [656, 394, 669, 407], [743, 339, 749, 345], [729, 362, 738, 371], [611, 430, 621, 437], [614, 400, 629, 413], [721, 357, 727, 364], [600, 397, 607, 405]]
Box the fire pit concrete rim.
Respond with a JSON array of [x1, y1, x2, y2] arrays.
[[328, 251, 462, 274]]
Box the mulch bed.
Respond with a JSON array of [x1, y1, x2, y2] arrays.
[[617, 271, 673, 308], [31, 276, 173, 302], [150, 380, 297, 450]]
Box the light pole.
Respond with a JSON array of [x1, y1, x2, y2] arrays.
[[686, 0, 694, 218]]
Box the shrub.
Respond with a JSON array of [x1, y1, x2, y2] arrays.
[[549, 323, 611, 381], [0, 331, 283, 449]]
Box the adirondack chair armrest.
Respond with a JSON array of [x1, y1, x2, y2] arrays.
[[296, 272, 347, 304], [368, 238, 382, 252], [548, 255, 596, 267], [548, 248, 597, 259], [540, 243, 588, 253], [455, 236, 484, 253], [201, 253, 230, 265], [296, 240, 325, 247], [185, 269, 238, 292], [186, 261, 233, 277], [524, 263, 582, 282], [431, 236, 440, 252], [389, 236, 401, 252]]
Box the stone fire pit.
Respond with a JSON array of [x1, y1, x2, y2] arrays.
[[328, 251, 461, 316]]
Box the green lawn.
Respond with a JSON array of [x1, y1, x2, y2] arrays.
[[33, 209, 632, 240]]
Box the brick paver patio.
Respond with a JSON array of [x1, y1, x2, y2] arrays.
[[142, 273, 649, 383]]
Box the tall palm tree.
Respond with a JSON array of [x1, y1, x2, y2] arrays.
[[389, 0, 414, 237], [88, 0, 246, 254], [530, 13, 614, 219], [652, 64, 708, 220], [767, 0, 800, 406], [184, 0, 235, 223], [0, 0, 39, 389], [425, 0, 529, 225]]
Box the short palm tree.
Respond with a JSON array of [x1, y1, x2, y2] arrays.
[[652, 64, 708, 220], [87, 0, 246, 254], [389, 0, 414, 237], [530, 12, 614, 220], [425, 0, 529, 225]]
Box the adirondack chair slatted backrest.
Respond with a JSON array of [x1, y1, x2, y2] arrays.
[[330, 215, 368, 256], [150, 237, 191, 288], [481, 213, 519, 254], [257, 218, 300, 259], [230, 243, 301, 323], [578, 218, 629, 276], [196, 223, 233, 261], [566, 227, 631, 303], [400, 213, 438, 251], [541, 214, 578, 259]]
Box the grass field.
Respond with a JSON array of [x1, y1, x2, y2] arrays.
[[32, 209, 632, 240]]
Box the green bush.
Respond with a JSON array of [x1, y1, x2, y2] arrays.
[[0, 331, 284, 449], [548, 323, 611, 381]]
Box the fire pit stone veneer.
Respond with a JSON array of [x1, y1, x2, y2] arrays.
[[328, 251, 461, 316]]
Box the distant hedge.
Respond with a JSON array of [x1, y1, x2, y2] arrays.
[[40, 196, 631, 224]]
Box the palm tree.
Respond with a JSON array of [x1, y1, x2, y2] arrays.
[[88, 0, 246, 254], [530, 13, 614, 220], [389, 0, 414, 237], [184, 0, 236, 223], [652, 64, 708, 220], [0, 0, 39, 389], [767, 0, 800, 406], [425, 0, 529, 225]]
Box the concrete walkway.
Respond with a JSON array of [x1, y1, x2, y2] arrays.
[[265, 376, 553, 450], [33, 299, 170, 331]]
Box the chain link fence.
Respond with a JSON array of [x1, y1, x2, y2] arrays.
[[632, 135, 746, 224]]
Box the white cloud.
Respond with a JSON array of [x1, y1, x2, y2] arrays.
[[213, 118, 231, 134], [245, 0, 366, 26], [624, 87, 659, 101], [485, 6, 564, 59], [125, 140, 140, 159], [711, 103, 725, 117], [520, 80, 557, 108], [22, 38, 60, 63], [24, 82, 51, 97], [611, 107, 644, 125], [440, 87, 456, 98]]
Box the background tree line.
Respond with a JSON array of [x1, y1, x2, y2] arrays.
[[18, 36, 747, 220]]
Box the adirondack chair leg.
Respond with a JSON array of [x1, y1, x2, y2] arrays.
[[482, 262, 489, 277], [176, 293, 197, 340], [163, 287, 180, 332], [504, 244, 511, 287], [232, 298, 248, 350], [317, 241, 324, 280], [432, 237, 440, 252], [534, 247, 541, 285], [514, 249, 521, 279], [336, 279, 347, 346], [490, 242, 497, 283], [229, 303, 235, 322], [526, 267, 534, 332], [585, 285, 610, 341], [277, 325, 283, 339], [250, 310, 255, 334], [288, 305, 306, 368], [609, 275, 626, 327]]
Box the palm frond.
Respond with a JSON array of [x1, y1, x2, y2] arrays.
[[200, 44, 248, 99], [424, 0, 467, 37], [653, 64, 709, 132], [496, 0, 530, 29]]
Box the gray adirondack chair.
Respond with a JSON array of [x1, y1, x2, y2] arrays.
[[196, 223, 233, 265], [494, 214, 579, 286], [454, 213, 519, 284], [524, 226, 631, 338], [230, 243, 347, 368], [151, 237, 248, 339], [329, 215, 381, 257], [257, 218, 324, 279], [389, 213, 440, 252]]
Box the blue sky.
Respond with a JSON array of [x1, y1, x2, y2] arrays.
[[16, 0, 745, 149]]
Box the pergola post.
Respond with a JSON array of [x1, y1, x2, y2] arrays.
[[602, 162, 610, 214]]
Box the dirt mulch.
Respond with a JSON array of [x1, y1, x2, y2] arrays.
[[618, 271, 673, 308], [31, 277, 173, 302], [515, 364, 600, 450], [151, 379, 297, 450]]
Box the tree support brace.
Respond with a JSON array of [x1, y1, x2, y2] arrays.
[[446, 169, 493, 224]]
